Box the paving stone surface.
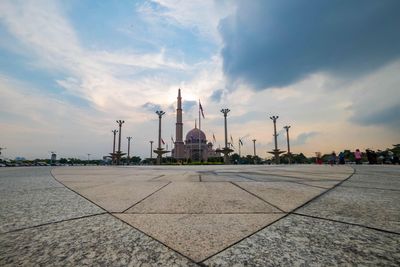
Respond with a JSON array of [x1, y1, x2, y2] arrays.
[[0, 187, 104, 233], [234, 181, 325, 212], [116, 213, 284, 262], [203, 214, 400, 266], [125, 182, 280, 214], [60, 180, 169, 212], [0, 214, 197, 266], [2, 165, 398, 266], [0, 167, 63, 192], [298, 174, 400, 233]]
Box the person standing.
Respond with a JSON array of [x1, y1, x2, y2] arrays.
[[330, 151, 337, 166], [338, 151, 345, 164], [354, 149, 362, 165]]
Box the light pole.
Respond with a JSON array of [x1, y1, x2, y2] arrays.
[[268, 115, 285, 164], [155, 111, 168, 165], [116, 120, 125, 165], [252, 139, 257, 164], [111, 130, 118, 165], [150, 141, 154, 161], [283, 125, 291, 164], [127, 136, 132, 165], [217, 108, 233, 164], [87, 153, 91, 164]]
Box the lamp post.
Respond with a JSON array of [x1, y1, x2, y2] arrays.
[[115, 120, 125, 165], [111, 130, 118, 165], [127, 136, 132, 165], [150, 141, 154, 160], [283, 125, 291, 164], [155, 111, 168, 165], [252, 139, 256, 157], [268, 115, 285, 164], [87, 153, 91, 164], [217, 108, 233, 164]]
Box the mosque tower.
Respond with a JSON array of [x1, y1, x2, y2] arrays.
[[174, 89, 185, 159]]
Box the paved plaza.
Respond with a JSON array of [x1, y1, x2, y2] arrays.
[[1, 165, 399, 266]]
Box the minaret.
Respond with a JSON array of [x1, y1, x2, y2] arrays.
[[174, 89, 185, 159]]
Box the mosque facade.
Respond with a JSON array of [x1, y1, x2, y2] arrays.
[[172, 89, 220, 162]]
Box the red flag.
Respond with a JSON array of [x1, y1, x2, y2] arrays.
[[161, 138, 165, 145], [199, 101, 205, 119], [171, 136, 175, 143], [212, 133, 216, 143]]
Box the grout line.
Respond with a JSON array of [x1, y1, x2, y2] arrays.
[[121, 182, 172, 213], [119, 212, 285, 215], [149, 174, 166, 181], [229, 182, 286, 213], [289, 167, 356, 214], [50, 168, 200, 265], [293, 212, 400, 236], [0, 212, 107, 235], [200, 212, 291, 263], [200, 167, 357, 263]]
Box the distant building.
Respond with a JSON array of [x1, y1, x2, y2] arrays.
[[171, 89, 220, 162]]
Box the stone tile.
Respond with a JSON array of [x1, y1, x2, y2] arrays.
[[0, 167, 63, 192], [354, 165, 400, 176], [0, 214, 197, 266], [0, 187, 104, 233], [234, 182, 325, 212], [116, 213, 284, 262], [66, 181, 170, 212], [151, 173, 200, 182], [342, 173, 400, 191], [204, 214, 400, 266], [298, 186, 400, 233], [200, 174, 254, 182], [126, 182, 280, 213], [297, 180, 343, 189]]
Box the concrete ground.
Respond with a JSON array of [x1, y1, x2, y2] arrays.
[[0, 165, 399, 266]]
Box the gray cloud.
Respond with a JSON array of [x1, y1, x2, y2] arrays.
[[219, 0, 400, 89], [210, 89, 223, 102], [291, 132, 319, 146], [141, 102, 162, 112], [351, 104, 400, 129], [183, 100, 197, 111]]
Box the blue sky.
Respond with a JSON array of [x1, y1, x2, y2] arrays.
[[0, 0, 399, 160]]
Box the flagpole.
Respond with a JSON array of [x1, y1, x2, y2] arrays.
[[198, 99, 201, 162]]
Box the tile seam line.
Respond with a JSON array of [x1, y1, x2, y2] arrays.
[[200, 167, 357, 264], [0, 212, 107, 235], [117, 212, 285, 215], [292, 212, 400, 236], [229, 181, 286, 213], [50, 168, 200, 266], [120, 181, 172, 213]]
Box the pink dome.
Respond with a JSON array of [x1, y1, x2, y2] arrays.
[[186, 128, 206, 142]]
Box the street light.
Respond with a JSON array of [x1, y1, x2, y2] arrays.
[[116, 120, 125, 165], [111, 130, 118, 165], [217, 108, 233, 164], [127, 136, 132, 165], [268, 115, 284, 164], [283, 125, 291, 164], [155, 111, 166, 165]]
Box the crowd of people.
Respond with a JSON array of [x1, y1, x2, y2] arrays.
[[315, 149, 399, 165]]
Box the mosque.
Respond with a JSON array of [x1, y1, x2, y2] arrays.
[[171, 89, 220, 162]]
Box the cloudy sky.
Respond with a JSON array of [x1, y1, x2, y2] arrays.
[[1, 0, 399, 160]]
